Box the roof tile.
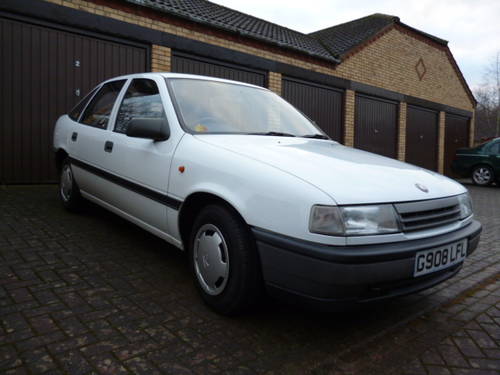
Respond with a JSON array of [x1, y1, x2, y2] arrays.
[[124, 0, 338, 62]]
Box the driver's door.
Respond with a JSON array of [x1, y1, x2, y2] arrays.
[[488, 141, 500, 177], [100, 76, 181, 233]]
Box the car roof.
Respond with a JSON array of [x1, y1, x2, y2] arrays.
[[102, 72, 266, 90]]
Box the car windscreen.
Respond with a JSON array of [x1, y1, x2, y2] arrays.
[[167, 78, 325, 137]]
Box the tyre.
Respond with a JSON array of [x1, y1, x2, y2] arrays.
[[59, 158, 83, 211], [188, 204, 262, 315], [471, 165, 494, 186]]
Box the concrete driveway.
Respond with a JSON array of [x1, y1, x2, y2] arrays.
[[0, 184, 499, 374]]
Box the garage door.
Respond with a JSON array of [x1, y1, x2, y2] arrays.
[[171, 52, 266, 87], [444, 114, 470, 176], [405, 105, 439, 171], [282, 77, 343, 142], [0, 17, 148, 184], [355, 94, 398, 158]]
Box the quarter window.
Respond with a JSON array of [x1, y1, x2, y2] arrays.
[[69, 86, 100, 121], [114, 79, 166, 134], [80, 80, 126, 129]]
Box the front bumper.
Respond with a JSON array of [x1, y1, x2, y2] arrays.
[[253, 220, 482, 309]]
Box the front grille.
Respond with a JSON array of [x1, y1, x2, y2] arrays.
[[394, 196, 461, 232]]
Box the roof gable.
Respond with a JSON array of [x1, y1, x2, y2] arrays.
[[309, 13, 448, 58], [309, 14, 396, 57]]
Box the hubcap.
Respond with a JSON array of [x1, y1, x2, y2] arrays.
[[60, 164, 73, 202], [193, 224, 229, 296], [473, 167, 491, 184]]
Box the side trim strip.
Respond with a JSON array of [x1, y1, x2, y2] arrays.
[[69, 157, 182, 210]]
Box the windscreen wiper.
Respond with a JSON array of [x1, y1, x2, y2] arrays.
[[248, 131, 296, 137], [301, 134, 330, 139]]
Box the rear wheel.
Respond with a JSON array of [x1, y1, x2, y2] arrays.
[[59, 158, 83, 211], [471, 165, 494, 186], [188, 204, 262, 315]]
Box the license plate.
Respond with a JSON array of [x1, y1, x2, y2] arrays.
[[414, 239, 468, 277]]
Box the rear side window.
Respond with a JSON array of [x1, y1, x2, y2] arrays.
[[114, 79, 166, 134], [80, 80, 126, 129], [69, 86, 100, 121]]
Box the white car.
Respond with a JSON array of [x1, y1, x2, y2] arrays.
[[53, 73, 482, 314]]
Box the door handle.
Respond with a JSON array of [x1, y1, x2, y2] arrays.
[[104, 141, 113, 153], [71, 132, 78, 142]]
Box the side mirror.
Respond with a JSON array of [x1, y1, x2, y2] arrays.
[[126, 118, 170, 141]]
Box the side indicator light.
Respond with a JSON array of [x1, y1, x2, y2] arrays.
[[178, 166, 185, 173]]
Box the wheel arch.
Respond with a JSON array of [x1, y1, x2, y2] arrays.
[[55, 148, 69, 173], [178, 191, 249, 249]]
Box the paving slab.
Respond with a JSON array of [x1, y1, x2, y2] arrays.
[[0, 184, 499, 374]]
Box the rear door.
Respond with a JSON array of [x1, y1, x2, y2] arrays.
[[70, 79, 126, 199]]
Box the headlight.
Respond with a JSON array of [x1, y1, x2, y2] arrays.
[[458, 193, 473, 219], [309, 204, 400, 236]]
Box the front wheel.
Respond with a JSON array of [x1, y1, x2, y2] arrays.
[[59, 158, 83, 211], [471, 165, 494, 186], [188, 204, 262, 315]]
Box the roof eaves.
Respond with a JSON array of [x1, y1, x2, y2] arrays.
[[396, 21, 448, 46], [124, 0, 341, 64]]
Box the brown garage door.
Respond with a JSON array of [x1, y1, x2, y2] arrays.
[[405, 105, 439, 171], [0, 17, 148, 184], [171, 52, 266, 87], [355, 94, 398, 158], [282, 77, 343, 142], [444, 114, 470, 176]]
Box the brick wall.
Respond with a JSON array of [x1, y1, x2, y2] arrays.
[[151, 45, 171, 72], [334, 28, 473, 111], [268, 72, 282, 95], [343, 90, 355, 146], [438, 111, 446, 174], [398, 102, 407, 161]]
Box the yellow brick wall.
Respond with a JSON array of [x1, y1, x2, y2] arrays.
[[151, 45, 171, 72], [42, 0, 474, 113], [268, 72, 282, 95], [398, 102, 407, 161], [344, 90, 355, 146], [469, 111, 476, 147], [334, 29, 473, 111], [438, 111, 446, 174]]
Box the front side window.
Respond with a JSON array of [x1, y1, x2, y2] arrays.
[[488, 142, 500, 155], [80, 80, 126, 129], [114, 79, 166, 134], [168, 78, 325, 137], [69, 86, 100, 121]]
